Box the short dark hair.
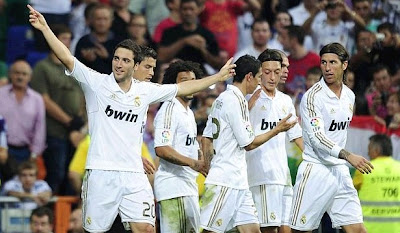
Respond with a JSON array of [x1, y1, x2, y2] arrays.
[[319, 43, 349, 64], [51, 24, 71, 38], [139, 45, 157, 61], [180, 0, 200, 7], [258, 49, 283, 64], [378, 22, 395, 34], [370, 63, 389, 77], [233, 55, 261, 83], [162, 60, 204, 84], [114, 39, 142, 64], [306, 66, 322, 77], [284, 25, 305, 45], [18, 161, 37, 176], [30, 207, 54, 224], [251, 18, 269, 30], [369, 134, 392, 156]]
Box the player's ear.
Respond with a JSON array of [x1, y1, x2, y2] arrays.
[[342, 61, 348, 71]]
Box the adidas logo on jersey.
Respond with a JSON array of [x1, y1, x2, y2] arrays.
[[185, 135, 196, 146], [105, 105, 138, 122], [328, 118, 351, 131], [261, 119, 281, 130]]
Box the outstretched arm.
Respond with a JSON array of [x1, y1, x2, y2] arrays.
[[27, 5, 74, 71], [176, 58, 236, 97]]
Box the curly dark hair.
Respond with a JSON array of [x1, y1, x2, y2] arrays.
[[162, 60, 204, 84]]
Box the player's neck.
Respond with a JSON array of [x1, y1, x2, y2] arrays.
[[262, 86, 276, 97], [117, 79, 132, 93], [233, 82, 247, 96], [177, 96, 190, 108], [327, 82, 343, 98]]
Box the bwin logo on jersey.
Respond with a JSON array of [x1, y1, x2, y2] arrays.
[[185, 135, 196, 146], [261, 119, 281, 130], [105, 105, 138, 122], [328, 118, 351, 131]]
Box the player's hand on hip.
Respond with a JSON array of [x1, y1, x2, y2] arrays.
[[276, 113, 297, 132], [218, 58, 236, 81], [27, 5, 48, 31], [347, 153, 374, 174], [142, 157, 156, 175]]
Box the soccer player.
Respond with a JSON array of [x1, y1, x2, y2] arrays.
[[289, 42, 373, 233], [28, 5, 235, 233], [246, 49, 303, 233], [153, 60, 206, 233], [200, 55, 297, 233]]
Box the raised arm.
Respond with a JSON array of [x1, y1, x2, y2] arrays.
[[176, 58, 236, 97], [27, 5, 74, 71]]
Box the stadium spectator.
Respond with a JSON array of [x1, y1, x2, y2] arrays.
[[31, 24, 85, 194], [279, 25, 320, 94], [0, 115, 18, 184], [127, 14, 154, 48], [233, 18, 271, 62], [30, 206, 54, 233], [302, 0, 366, 54], [370, 22, 400, 76], [0, 60, 46, 163], [152, 0, 181, 44], [366, 64, 395, 119], [110, 0, 133, 39], [158, 0, 223, 74], [68, 207, 84, 233], [2, 161, 52, 210], [289, 0, 320, 25], [199, 0, 261, 58], [75, 3, 122, 74], [353, 134, 400, 233], [352, 0, 382, 32]]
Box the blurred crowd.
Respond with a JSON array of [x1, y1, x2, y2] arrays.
[[0, 0, 400, 232]]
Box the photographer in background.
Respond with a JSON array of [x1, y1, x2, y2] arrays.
[[370, 22, 400, 85]]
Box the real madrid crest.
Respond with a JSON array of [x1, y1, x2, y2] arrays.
[[270, 212, 276, 220], [349, 103, 353, 113], [300, 215, 307, 224], [86, 217, 92, 225], [134, 96, 141, 107], [216, 219, 223, 226]]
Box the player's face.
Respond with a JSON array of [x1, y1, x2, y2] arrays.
[[112, 48, 138, 83], [248, 67, 262, 94], [30, 215, 53, 233], [19, 168, 37, 192], [261, 61, 281, 95], [177, 71, 196, 99], [280, 56, 289, 84], [135, 57, 156, 82], [252, 22, 271, 47], [320, 53, 347, 86]]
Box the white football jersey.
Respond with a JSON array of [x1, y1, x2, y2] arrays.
[[203, 85, 255, 189], [153, 98, 199, 201], [246, 89, 302, 187], [66, 58, 177, 172], [300, 78, 355, 165]]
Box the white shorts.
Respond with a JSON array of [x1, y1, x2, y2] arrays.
[[158, 196, 200, 233], [200, 184, 259, 233], [250, 184, 293, 227], [81, 170, 155, 232], [289, 162, 363, 231]]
